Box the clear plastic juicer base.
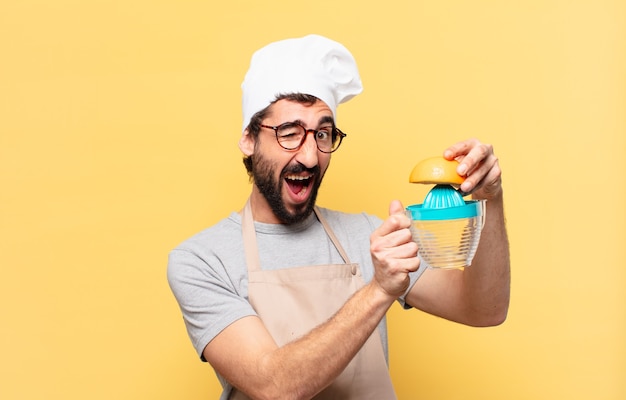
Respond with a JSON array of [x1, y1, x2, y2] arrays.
[[406, 199, 486, 269]]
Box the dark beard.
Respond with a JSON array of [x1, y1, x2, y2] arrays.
[[251, 154, 322, 224]]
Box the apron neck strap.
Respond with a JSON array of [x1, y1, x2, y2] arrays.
[[312, 206, 352, 265], [242, 199, 262, 272]]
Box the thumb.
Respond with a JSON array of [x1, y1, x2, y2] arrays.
[[389, 200, 405, 216]]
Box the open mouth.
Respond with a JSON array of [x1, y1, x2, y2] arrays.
[[284, 174, 314, 198]]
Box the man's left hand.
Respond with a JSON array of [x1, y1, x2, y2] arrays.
[[444, 138, 502, 201]]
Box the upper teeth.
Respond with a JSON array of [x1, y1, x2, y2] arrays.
[[286, 175, 310, 181]]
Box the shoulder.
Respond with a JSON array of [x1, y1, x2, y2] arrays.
[[167, 212, 245, 289], [172, 212, 242, 254]]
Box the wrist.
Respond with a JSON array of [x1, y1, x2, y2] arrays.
[[365, 279, 404, 308], [472, 185, 503, 203]]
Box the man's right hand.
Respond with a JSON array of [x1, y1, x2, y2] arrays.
[[369, 200, 420, 299]]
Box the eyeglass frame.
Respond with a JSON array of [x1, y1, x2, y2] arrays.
[[259, 121, 347, 153]]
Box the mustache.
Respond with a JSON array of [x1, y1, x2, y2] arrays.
[[282, 163, 320, 176]]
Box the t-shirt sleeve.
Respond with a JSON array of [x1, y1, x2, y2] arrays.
[[167, 248, 256, 361]]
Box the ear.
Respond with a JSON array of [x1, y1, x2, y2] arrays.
[[238, 129, 255, 156]]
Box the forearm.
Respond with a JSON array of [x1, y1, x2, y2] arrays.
[[243, 283, 395, 400], [462, 190, 510, 325]]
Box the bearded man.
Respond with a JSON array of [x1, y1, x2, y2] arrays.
[[168, 34, 510, 400]]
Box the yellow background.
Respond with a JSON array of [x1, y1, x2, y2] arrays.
[[1, 1, 624, 399]]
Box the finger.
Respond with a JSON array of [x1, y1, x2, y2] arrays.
[[384, 249, 421, 273], [460, 152, 498, 193], [468, 159, 503, 198], [372, 226, 413, 257], [460, 144, 493, 176], [383, 226, 415, 247], [373, 242, 420, 274], [388, 199, 405, 216], [398, 255, 420, 273], [443, 138, 480, 161], [443, 140, 493, 177], [394, 241, 419, 260], [372, 201, 409, 237]]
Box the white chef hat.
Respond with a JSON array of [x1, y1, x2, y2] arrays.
[[241, 34, 363, 132]]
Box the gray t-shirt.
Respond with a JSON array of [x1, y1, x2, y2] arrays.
[[167, 207, 425, 397]]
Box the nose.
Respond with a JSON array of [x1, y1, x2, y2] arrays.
[[294, 131, 320, 168]]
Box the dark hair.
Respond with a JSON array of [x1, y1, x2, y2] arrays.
[[242, 93, 319, 177]]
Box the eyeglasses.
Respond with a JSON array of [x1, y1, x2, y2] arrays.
[[260, 122, 347, 153]]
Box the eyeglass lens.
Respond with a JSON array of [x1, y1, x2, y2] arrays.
[[276, 123, 340, 152]]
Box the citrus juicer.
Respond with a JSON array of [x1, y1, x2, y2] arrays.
[[406, 157, 486, 269]]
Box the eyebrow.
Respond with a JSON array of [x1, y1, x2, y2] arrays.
[[318, 115, 335, 127], [286, 115, 335, 128]]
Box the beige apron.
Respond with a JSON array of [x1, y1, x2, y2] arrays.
[[230, 200, 396, 400]]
